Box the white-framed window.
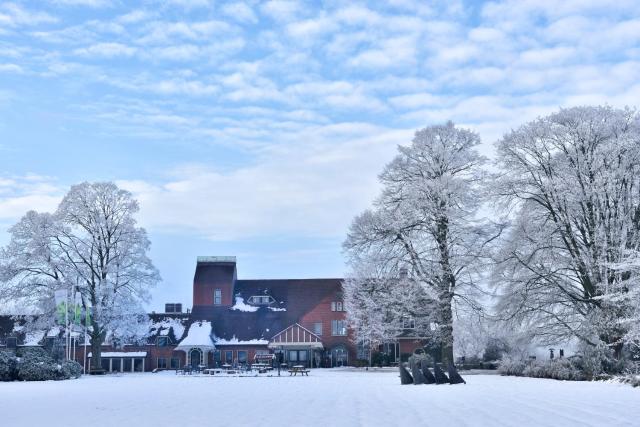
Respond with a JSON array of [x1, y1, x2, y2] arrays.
[[157, 358, 167, 369], [248, 295, 274, 305], [157, 336, 169, 347], [331, 301, 344, 312], [313, 322, 323, 336], [402, 317, 415, 329], [331, 320, 347, 336], [214, 289, 222, 305]]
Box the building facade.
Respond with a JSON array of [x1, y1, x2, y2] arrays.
[[0, 256, 358, 372]]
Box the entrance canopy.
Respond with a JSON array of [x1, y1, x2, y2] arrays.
[[268, 323, 323, 350]]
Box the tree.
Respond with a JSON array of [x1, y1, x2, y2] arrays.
[[343, 122, 495, 363], [492, 106, 640, 361], [0, 182, 160, 371]]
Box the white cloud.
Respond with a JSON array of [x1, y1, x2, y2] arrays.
[[0, 3, 57, 27], [0, 63, 23, 73], [74, 42, 137, 57], [221, 2, 258, 24], [260, 1, 302, 22], [51, 0, 112, 7], [165, 0, 212, 9], [117, 124, 411, 240], [0, 175, 63, 222]]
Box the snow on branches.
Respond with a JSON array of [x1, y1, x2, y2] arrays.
[[343, 122, 496, 363], [492, 106, 640, 358], [0, 182, 160, 370]]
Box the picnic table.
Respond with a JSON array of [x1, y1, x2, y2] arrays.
[[288, 365, 309, 376]]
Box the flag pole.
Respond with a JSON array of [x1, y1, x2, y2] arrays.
[[65, 287, 70, 361]]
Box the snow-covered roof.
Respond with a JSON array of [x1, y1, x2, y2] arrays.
[[176, 321, 215, 350], [214, 335, 269, 346], [21, 330, 45, 346], [149, 317, 186, 339], [88, 352, 147, 358], [46, 326, 61, 337], [230, 296, 258, 312]]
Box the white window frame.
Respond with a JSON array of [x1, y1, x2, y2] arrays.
[[313, 322, 323, 336], [214, 289, 222, 305], [331, 320, 347, 336], [248, 295, 274, 305], [402, 317, 415, 329]]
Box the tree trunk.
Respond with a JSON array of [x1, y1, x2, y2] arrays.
[[439, 295, 455, 364], [90, 335, 102, 372]]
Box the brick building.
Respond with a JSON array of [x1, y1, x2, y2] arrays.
[[0, 256, 357, 372], [0, 256, 430, 372]]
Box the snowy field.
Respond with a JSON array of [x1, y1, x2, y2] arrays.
[[1, 368, 638, 427]]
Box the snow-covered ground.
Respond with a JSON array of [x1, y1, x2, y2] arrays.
[[1, 368, 638, 426]]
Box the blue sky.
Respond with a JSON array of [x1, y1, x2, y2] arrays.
[[1, 0, 639, 310]]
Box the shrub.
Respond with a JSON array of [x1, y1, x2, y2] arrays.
[[371, 352, 391, 367], [499, 357, 586, 381], [498, 356, 527, 376], [483, 338, 510, 362], [60, 360, 83, 379], [17, 349, 59, 381], [0, 351, 19, 381], [523, 358, 586, 381]]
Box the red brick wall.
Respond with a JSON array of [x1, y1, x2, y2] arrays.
[[399, 339, 424, 356], [299, 292, 356, 363], [193, 282, 234, 307]]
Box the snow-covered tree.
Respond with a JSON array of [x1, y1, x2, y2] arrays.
[[0, 182, 160, 371], [492, 106, 640, 360], [0, 211, 65, 318], [344, 122, 496, 363]]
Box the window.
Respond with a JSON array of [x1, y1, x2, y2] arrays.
[[313, 322, 323, 336], [157, 336, 168, 347], [165, 303, 182, 313], [331, 301, 344, 312], [402, 317, 415, 329], [214, 289, 222, 305], [288, 350, 298, 362], [157, 358, 167, 369], [6, 337, 17, 348], [237, 351, 248, 364], [170, 358, 180, 369], [224, 350, 233, 363], [248, 295, 274, 305], [331, 320, 347, 336], [214, 351, 221, 362]]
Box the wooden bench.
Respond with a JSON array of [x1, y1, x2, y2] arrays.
[[288, 367, 310, 376]]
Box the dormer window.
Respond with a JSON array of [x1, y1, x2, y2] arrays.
[[402, 317, 415, 329], [248, 295, 275, 305]]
